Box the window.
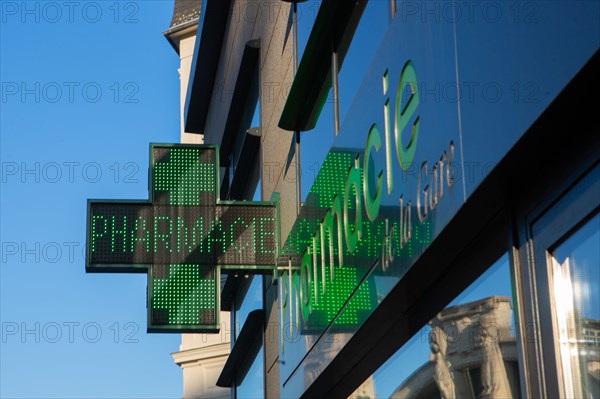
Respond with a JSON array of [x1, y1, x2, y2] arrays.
[[550, 213, 600, 398], [354, 254, 522, 398], [525, 164, 599, 398]]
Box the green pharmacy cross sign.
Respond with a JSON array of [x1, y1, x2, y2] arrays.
[[86, 144, 278, 333]]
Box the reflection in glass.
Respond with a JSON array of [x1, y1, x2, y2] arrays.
[[353, 254, 521, 398], [233, 276, 264, 396], [390, 297, 517, 399], [237, 346, 264, 398], [551, 213, 600, 399]]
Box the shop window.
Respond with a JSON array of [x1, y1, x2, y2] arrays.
[[351, 254, 522, 398], [549, 214, 599, 398], [526, 165, 599, 398]]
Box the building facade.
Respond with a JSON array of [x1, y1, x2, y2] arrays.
[[164, 2, 229, 397], [164, 0, 296, 397], [165, 1, 599, 398]]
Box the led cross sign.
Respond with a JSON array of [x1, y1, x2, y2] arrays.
[[86, 144, 278, 333]]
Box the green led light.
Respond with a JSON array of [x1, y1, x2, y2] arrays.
[[130, 217, 150, 252], [152, 264, 216, 325], [154, 148, 214, 206], [86, 145, 279, 333], [280, 149, 435, 333], [309, 152, 363, 210], [305, 265, 372, 328]]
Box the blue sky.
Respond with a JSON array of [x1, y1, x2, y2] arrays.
[[1, 2, 182, 397]]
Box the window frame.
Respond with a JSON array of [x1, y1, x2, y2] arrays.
[[514, 162, 599, 398]]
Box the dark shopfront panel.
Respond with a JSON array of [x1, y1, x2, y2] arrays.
[[275, 1, 599, 398]]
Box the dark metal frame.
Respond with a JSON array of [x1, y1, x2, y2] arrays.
[[515, 164, 599, 397], [219, 40, 260, 169], [217, 309, 265, 387], [184, 0, 233, 134], [278, 0, 368, 132]]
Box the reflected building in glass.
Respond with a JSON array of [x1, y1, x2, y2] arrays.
[[392, 297, 519, 399]]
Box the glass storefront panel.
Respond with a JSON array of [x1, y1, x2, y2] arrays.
[[354, 253, 520, 398], [455, 1, 599, 197], [298, 1, 391, 201], [279, 6, 462, 394], [237, 345, 265, 398], [550, 212, 600, 399], [337, 1, 389, 124], [234, 276, 263, 338], [233, 276, 264, 396]]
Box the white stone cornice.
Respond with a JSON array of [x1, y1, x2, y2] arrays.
[[172, 342, 230, 367]]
